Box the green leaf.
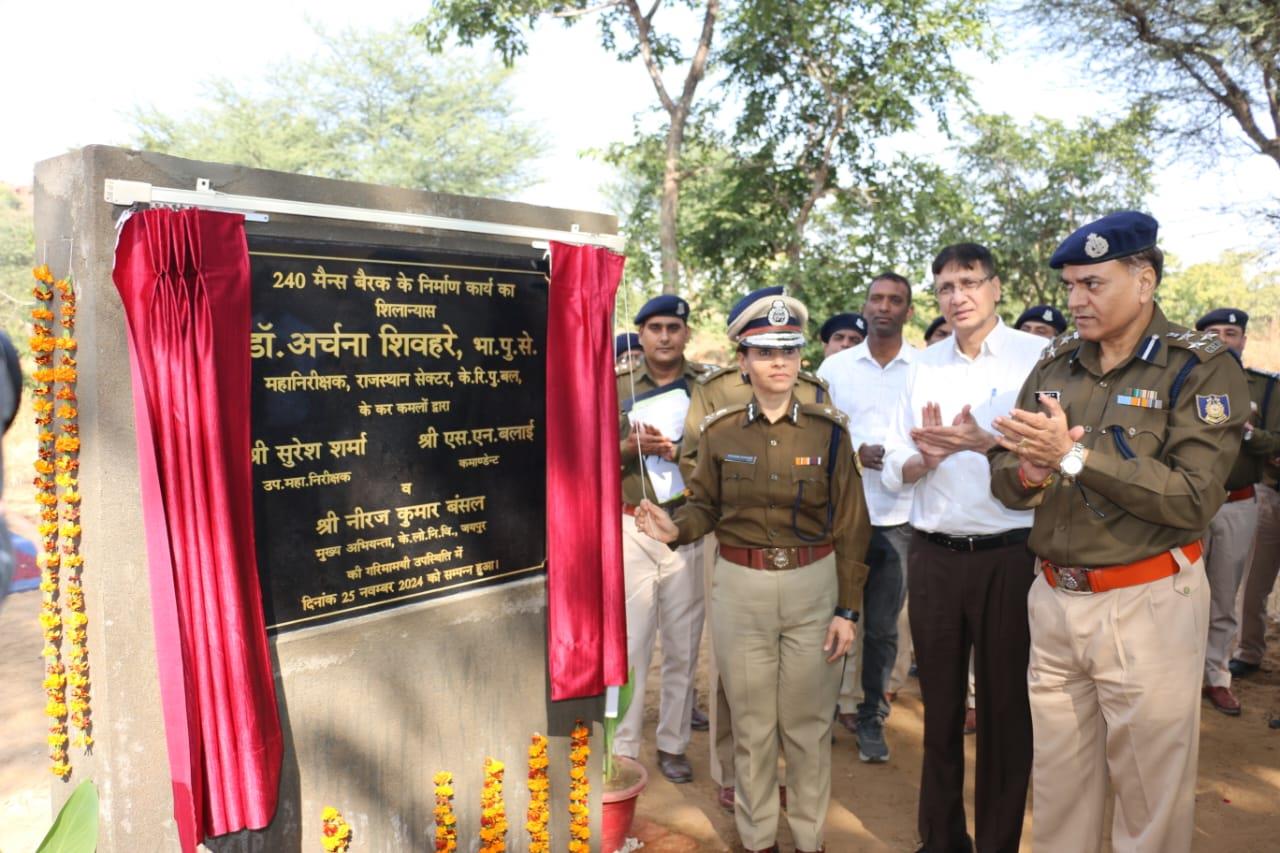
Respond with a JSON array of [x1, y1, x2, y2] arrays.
[[36, 779, 98, 853]]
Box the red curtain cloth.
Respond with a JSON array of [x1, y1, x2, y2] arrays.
[[112, 209, 282, 850], [545, 241, 628, 700]]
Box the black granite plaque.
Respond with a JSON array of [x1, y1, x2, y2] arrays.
[[248, 235, 548, 631]]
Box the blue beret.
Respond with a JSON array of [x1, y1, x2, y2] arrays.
[[634, 294, 690, 326], [1049, 211, 1159, 269], [1196, 307, 1248, 331], [924, 317, 948, 340], [1015, 305, 1067, 335], [614, 332, 642, 357], [820, 313, 868, 342]]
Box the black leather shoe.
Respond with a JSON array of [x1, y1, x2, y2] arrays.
[[690, 706, 710, 731], [1229, 658, 1261, 679], [656, 749, 693, 783]]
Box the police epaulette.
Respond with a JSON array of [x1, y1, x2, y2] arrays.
[[1037, 331, 1083, 363], [1164, 328, 1229, 361], [799, 370, 830, 389], [800, 403, 848, 426], [701, 403, 747, 429], [696, 364, 736, 385]]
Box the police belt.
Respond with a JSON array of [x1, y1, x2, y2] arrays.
[[719, 543, 833, 571], [922, 528, 1030, 553], [1042, 540, 1203, 594], [1226, 485, 1256, 503]]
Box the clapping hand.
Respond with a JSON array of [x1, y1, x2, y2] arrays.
[[635, 499, 678, 543], [911, 403, 995, 458], [633, 422, 676, 461], [992, 394, 1083, 470]]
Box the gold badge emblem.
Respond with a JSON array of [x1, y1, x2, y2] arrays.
[[1196, 394, 1230, 425]]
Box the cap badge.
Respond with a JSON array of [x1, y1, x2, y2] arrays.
[[1228, 312, 1237, 323], [767, 300, 789, 325], [1042, 308, 1053, 322], [677, 302, 687, 316], [1084, 233, 1109, 258]]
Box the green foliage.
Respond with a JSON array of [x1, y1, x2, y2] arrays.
[[1157, 250, 1280, 329], [130, 24, 543, 197], [602, 668, 636, 784], [35, 780, 98, 853], [1021, 0, 1280, 176], [0, 184, 34, 350]]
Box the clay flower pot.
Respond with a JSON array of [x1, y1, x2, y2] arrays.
[[601, 754, 648, 853]]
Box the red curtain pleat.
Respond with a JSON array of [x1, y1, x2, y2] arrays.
[[545, 241, 628, 700], [112, 208, 282, 849]]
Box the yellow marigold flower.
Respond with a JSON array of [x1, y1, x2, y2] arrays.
[[45, 700, 68, 717], [51, 762, 71, 777], [55, 436, 80, 453], [32, 264, 53, 283]]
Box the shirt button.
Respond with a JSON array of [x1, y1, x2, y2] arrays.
[[1085, 426, 1093, 433], [770, 439, 778, 446], [769, 530, 777, 538], [1129, 427, 1136, 436], [770, 473, 779, 481], [1100, 381, 1108, 388]]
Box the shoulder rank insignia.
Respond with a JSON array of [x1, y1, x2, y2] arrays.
[[1196, 394, 1230, 425]]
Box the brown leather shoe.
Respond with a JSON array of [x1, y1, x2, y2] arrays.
[[1203, 685, 1242, 716], [836, 712, 859, 734], [963, 707, 977, 734], [690, 706, 710, 731], [718, 785, 735, 812], [656, 749, 694, 783]]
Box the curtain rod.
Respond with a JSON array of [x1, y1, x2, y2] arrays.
[[103, 178, 627, 253]]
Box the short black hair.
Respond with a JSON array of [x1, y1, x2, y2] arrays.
[[932, 243, 996, 280], [1124, 246, 1164, 285], [868, 271, 912, 305]]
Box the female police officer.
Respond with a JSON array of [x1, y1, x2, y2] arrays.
[[636, 287, 871, 853]]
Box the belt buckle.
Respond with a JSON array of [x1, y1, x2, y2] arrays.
[[764, 547, 791, 570], [1054, 565, 1092, 593]]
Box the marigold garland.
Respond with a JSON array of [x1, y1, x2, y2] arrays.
[[479, 758, 508, 852], [568, 721, 591, 852], [525, 734, 550, 852], [320, 806, 352, 852], [433, 770, 458, 852]]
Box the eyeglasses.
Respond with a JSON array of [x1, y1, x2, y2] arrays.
[[933, 275, 993, 299]]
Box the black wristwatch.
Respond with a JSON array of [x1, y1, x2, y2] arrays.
[[834, 607, 858, 623]]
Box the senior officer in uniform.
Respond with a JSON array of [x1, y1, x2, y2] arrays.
[[820, 312, 868, 358], [615, 294, 712, 783], [990, 211, 1249, 853], [637, 288, 871, 853], [1194, 308, 1280, 714], [1013, 304, 1067, 340], [680, 285, 831, 811]]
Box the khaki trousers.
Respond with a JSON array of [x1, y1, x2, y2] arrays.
[[837, 624, 866, 711], [1202, 496, 1259, 687], [1027, 551, 1209, 853], [702, 534, 737, 788], [712, 553, 842, 851], [1236, 483, 1280, 665], [616, 513, 705, 757]]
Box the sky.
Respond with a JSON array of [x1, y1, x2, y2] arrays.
[[2, 0, 1276, 267]]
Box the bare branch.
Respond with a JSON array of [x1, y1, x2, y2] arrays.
[[553, 0, 624, 18], [624, 0, 676, 115]]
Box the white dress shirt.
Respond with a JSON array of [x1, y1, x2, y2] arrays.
[[818, 340, 918, 527], [882, 320, 1046, 535]]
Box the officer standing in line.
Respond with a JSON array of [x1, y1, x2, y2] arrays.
[[923, 317, 952, 346], [819, 312, 868, 359], [637, 287, 871, 853], [679, 285, 831, 812], [1013, 304, 1068, 340], [1232, 452, 1280, 679], [990, 211, 1249, 853], [1193, 308, 1280, 715], [615, 294, 713, 784], [615, 331, 645, 372]]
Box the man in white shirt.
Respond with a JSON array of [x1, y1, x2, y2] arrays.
[[881, 244, 1046, 853], [818, 272, 917, 764]]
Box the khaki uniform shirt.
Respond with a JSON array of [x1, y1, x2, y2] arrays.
[[679, 366, 829, 482], [617, 359, 712, 507], [990, 306, 1249, 567], [1225, 367, 1280, 490], [673, 397, 871, 612]]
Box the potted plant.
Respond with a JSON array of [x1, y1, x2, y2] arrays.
[[601, 670, 647, 853]]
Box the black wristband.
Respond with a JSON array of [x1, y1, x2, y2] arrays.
[[834, 607, 858, 623]]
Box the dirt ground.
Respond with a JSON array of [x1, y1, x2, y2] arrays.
[[626, 618, 1280, 853], [3, 587, 1279, 852]]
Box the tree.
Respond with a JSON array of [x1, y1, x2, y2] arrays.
[[1157, 250, 1280, 328], [419, 1, 717, 294], [0, 184, 35, 348], [1023, 1, 1280, 177], [130, 25, 543, 198]]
